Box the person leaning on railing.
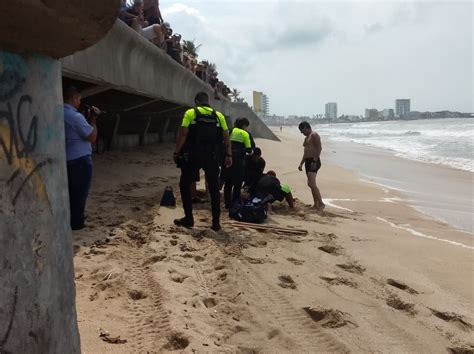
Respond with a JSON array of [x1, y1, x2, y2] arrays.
[[144, 0, 163, 25], [121, 0, 147, 32]]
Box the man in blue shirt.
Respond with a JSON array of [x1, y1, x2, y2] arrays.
[[63, 86, 99, 230]]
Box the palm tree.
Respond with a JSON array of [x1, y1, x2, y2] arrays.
[[230, 88, 241, 102], [208, 62, 217, 73], [183, 39, 202, 58]]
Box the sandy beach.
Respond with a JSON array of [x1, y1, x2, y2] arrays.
[[73, 131, 473, 353]]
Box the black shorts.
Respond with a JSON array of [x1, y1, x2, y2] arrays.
[[304, 158, 321, 174]]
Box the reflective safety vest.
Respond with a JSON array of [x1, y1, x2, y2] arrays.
[[230, 127, 251, 158]]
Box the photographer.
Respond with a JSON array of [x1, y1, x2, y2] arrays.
[[166, 31, 183, 64], [63, 86, 100, 230]]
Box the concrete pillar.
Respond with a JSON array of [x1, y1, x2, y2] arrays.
[[0, 52, 80, 353], [139, 117, 152, 146]]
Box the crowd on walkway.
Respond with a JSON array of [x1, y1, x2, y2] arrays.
[[119, 0, 232, 99]]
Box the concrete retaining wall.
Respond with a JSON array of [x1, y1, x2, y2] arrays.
[[61, 20, 279, 143], [0, 52, 80, 353]]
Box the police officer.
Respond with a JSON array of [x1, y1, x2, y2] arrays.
[[173, 92, 232, 231], [222, 117, 252, 208]]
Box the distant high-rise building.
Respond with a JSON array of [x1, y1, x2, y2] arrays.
[[262, 94, 269, 117], [395, 99, 411, 117], [382, 108, 395, 119], [253, 91, 269, 118], [253, 91, 263, 113], [365, 108, 379, 120], [325, 102, 337, 120]]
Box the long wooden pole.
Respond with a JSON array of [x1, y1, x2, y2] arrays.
[[225, 221, 308, 235]]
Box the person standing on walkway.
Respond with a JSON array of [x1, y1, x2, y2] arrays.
[[63, 86, 99, 230], [222, 117, 252, 208], [174, 92, 232, 231], [298, 121, 325, 211]]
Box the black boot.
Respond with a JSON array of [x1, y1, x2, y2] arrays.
[[211, 222, 221, 232], [174, 217, 194, 228]]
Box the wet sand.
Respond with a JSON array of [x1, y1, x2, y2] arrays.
[[320, 138, 474, 233], [73, 133, 473, 353]]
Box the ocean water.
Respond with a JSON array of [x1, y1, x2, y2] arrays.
[[313, 118, 473, 172]]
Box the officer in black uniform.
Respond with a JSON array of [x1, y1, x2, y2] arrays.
[[173, 92, 232, 231]]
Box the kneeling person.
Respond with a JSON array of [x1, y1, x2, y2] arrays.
[[254, 171, 294, 209]]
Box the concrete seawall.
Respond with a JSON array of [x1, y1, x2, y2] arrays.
[[0, 52, 80, 354], [61, 20, 278, 147]]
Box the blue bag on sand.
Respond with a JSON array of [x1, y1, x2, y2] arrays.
[[229, 197, 268, 224], [160, 186, 176, 207]]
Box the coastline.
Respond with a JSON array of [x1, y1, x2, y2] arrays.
[[273, 127, 473, 234], [73, 133, 473, 352], [322, 138, 473, 234]]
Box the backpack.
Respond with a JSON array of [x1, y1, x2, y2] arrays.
[[194, 108, 223, 149], [229, 197, 268, 224], [160, 186, 176, 207]]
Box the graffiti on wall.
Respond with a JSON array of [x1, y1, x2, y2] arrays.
[[0, 286, 17, 354], [0, 53, 53, 207]]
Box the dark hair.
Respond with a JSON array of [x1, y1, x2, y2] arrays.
[[235, 117, 250, 128], [194, 92, 209, 105], [254, 147, 262, 156], [63, 85, 80, 101], [298, 121, 311, 130]]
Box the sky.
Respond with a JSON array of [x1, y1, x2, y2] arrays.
[[160, 0, 473, 116]]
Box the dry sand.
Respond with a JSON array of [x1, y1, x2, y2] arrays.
[[73, 132, 473, 353]]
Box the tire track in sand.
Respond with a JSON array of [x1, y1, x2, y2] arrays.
[[239, 260, 350, 353], [187, 239, 239, 353], [127, 246, 171, 352]]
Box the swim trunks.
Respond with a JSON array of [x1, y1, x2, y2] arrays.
[[304, 158, 321, 174]]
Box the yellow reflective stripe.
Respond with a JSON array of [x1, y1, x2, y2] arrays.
[[181, 108, 195, 127], [181, 106, 228, 130], [230, 128, 251, 147], [280, 184, 290, 194]]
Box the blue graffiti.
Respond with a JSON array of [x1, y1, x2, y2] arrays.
[[0, 53, 29, 102]]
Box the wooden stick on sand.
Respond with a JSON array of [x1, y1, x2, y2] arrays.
[[225, 221, 308, 235]]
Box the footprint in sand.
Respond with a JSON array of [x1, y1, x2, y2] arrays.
[[287, 257, 305, 265], [163, 332, 189, 350], [429, 309, 473, 331], [336, 262, 366, 274], [128, 289, 147, 300], [386, 294, 417, 315], [447, 344, 474, 354], [318, 245, 342, 255], [386, 278, 418, 294], [168, 269, 189, 283], [217, 271, 227, 281], [303, 306, 357, 328], [202, 297, 218, 308], [320, 275, 358, 288], [245, 256, 272, 264], [142, 255, 166, 266], [278, 275, 297, 289]]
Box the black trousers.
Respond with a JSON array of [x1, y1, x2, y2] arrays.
[[179, 159, 221, 224], [67, 155, 93, 230], [223, 157, 245, 208]]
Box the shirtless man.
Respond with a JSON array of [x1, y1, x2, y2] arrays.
[[298, 121, 325, 211]]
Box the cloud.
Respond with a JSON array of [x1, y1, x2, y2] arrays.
[[160, 1, 473, 115], [365, 22, 383, 34], [161, 3, 207, 23]]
